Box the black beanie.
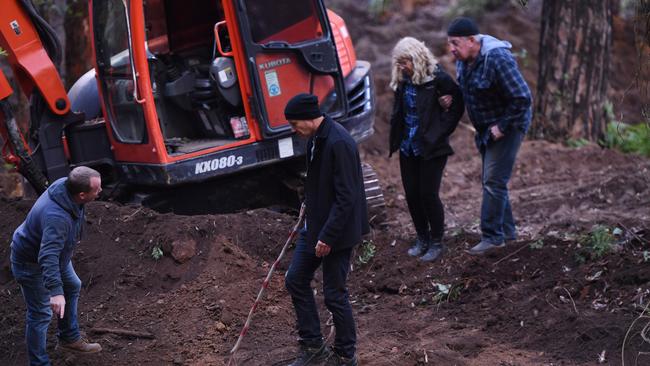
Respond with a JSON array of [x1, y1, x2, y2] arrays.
[[447, 17, 479, 37], [284, 93, 322, 121]]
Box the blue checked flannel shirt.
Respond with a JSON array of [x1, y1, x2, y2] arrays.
[[456, 36, 532, 148], [399, 82, 422, 156]]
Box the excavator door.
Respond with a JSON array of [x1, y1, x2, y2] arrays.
[[234, 0, 347, 136]]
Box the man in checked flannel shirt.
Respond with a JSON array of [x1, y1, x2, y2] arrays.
[[444, 17, 533, 255]]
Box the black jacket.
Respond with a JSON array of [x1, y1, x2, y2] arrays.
[[389, 67, 464, 159], [303, 115, 369, 251]]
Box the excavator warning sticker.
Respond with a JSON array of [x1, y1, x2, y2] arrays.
[[265, 70, 282, 97], [218, 67, 233, 84]]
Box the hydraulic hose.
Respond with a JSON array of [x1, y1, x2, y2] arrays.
[[18, 0, 63, 67], [1, 100, 48, 194]]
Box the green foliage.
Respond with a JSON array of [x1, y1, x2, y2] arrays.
[[588, 226, 615, 258], [367, 0, 390, 18], [530, 239, 544, 250], [450, 227, 466, 237], [601, 121, 650, 157], [447, 0, 527, 18], [566, 138, 590, 149], [151, 246, 163, 260], [512, 48, 530, 68], [432, 282, 462, 304], [357, 240, 376, 265], [447, 0, 501, 18], [577, 225, 616, 261]]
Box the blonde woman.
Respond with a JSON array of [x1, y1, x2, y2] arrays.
[[388, 37, 464, 261]]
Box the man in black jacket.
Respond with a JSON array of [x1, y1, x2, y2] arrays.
[[284, 93, 368, 366]]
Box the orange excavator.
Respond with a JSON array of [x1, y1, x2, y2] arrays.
[[0, 0, 383, 213]]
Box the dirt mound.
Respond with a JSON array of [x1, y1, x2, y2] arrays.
[[0, 197, 301, 365], [1, 193, 648, 365]]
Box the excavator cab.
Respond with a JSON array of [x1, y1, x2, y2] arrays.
[[2, 0, 376, 193]]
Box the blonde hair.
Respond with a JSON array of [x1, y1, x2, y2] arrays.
[[390, 37, 439, 90]]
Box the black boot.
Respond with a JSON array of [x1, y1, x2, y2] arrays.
[[407, 236, 429, 257], [420, 241, 444, 262], [288, 343, 332, 366], [325, 351, 358, 366]]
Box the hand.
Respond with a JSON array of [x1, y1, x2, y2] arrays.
[[438, 95, 452, 111], [50, 295, 66, 319], [315, 241, 331, 257], [489, 125, 504, 141]]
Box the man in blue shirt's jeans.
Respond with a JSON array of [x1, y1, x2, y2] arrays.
[[445, 17, 532, 255], [11, 166, 103, 365]]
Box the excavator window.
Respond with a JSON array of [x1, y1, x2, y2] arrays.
[[243, 0, 324, 45], [93, 0, 147, 144], [144, 0, 224, 55]]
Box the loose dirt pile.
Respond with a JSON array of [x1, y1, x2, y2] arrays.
[[1, 1, 649, 365]]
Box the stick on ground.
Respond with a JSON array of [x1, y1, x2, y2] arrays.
[[89, 327, 155, 339]]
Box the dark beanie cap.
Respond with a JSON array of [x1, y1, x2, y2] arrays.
[[284, 93, 322, 120], [447, 17, 479, 37]]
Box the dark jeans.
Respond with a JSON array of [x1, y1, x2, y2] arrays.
[[11, 252, 82, 366], [479, 130, 524, 244], [285, 232, 356, 358], [399, 153, 448, 242]]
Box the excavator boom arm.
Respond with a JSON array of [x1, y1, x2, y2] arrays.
[[0, 0, 87, 193]]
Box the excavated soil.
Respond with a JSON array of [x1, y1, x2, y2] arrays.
[[1, 1, 649, 365]]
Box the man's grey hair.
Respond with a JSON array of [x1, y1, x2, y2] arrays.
[[66, 166, 100, 195]]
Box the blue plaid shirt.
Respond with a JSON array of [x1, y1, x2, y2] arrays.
[[456, 36, 532, 148], [399, 82, 422, 156]]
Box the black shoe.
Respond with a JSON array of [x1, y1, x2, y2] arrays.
[[407, 237, 428, 257], [325, 352, 358, 366], [420, 243, 444, 262], [288, 343, 332, 366], [467, 241, 505, 256]]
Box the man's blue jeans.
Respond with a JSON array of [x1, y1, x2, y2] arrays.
[[285, 232, 356, 358], [479, 130, 524, 244], [11, 253, 82, 366]]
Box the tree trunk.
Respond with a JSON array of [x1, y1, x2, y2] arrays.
[[64, 0, 92, 89], [635, 0, 650, 120], [531, 0, 613, 141]]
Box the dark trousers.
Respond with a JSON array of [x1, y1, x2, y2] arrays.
[[399, 153, 448, 241], [285, 232, 356, 358], [479, 130, 524, 244]]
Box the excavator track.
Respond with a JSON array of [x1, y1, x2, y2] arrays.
[[362, 162, 386, 225]]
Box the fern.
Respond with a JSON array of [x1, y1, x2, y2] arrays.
[[602, 122, 650, 157]]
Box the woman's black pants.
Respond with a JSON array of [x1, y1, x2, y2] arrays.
[[399, 153, 448, 242]]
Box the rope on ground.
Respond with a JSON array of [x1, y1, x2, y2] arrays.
[[493, 242, 530, 266], [621, 300, 650, 366], [227, 203, 306, 366]]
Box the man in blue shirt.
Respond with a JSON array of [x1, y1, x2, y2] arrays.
[[11, 166, 103, 365], [446, 17, 532, 255]]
